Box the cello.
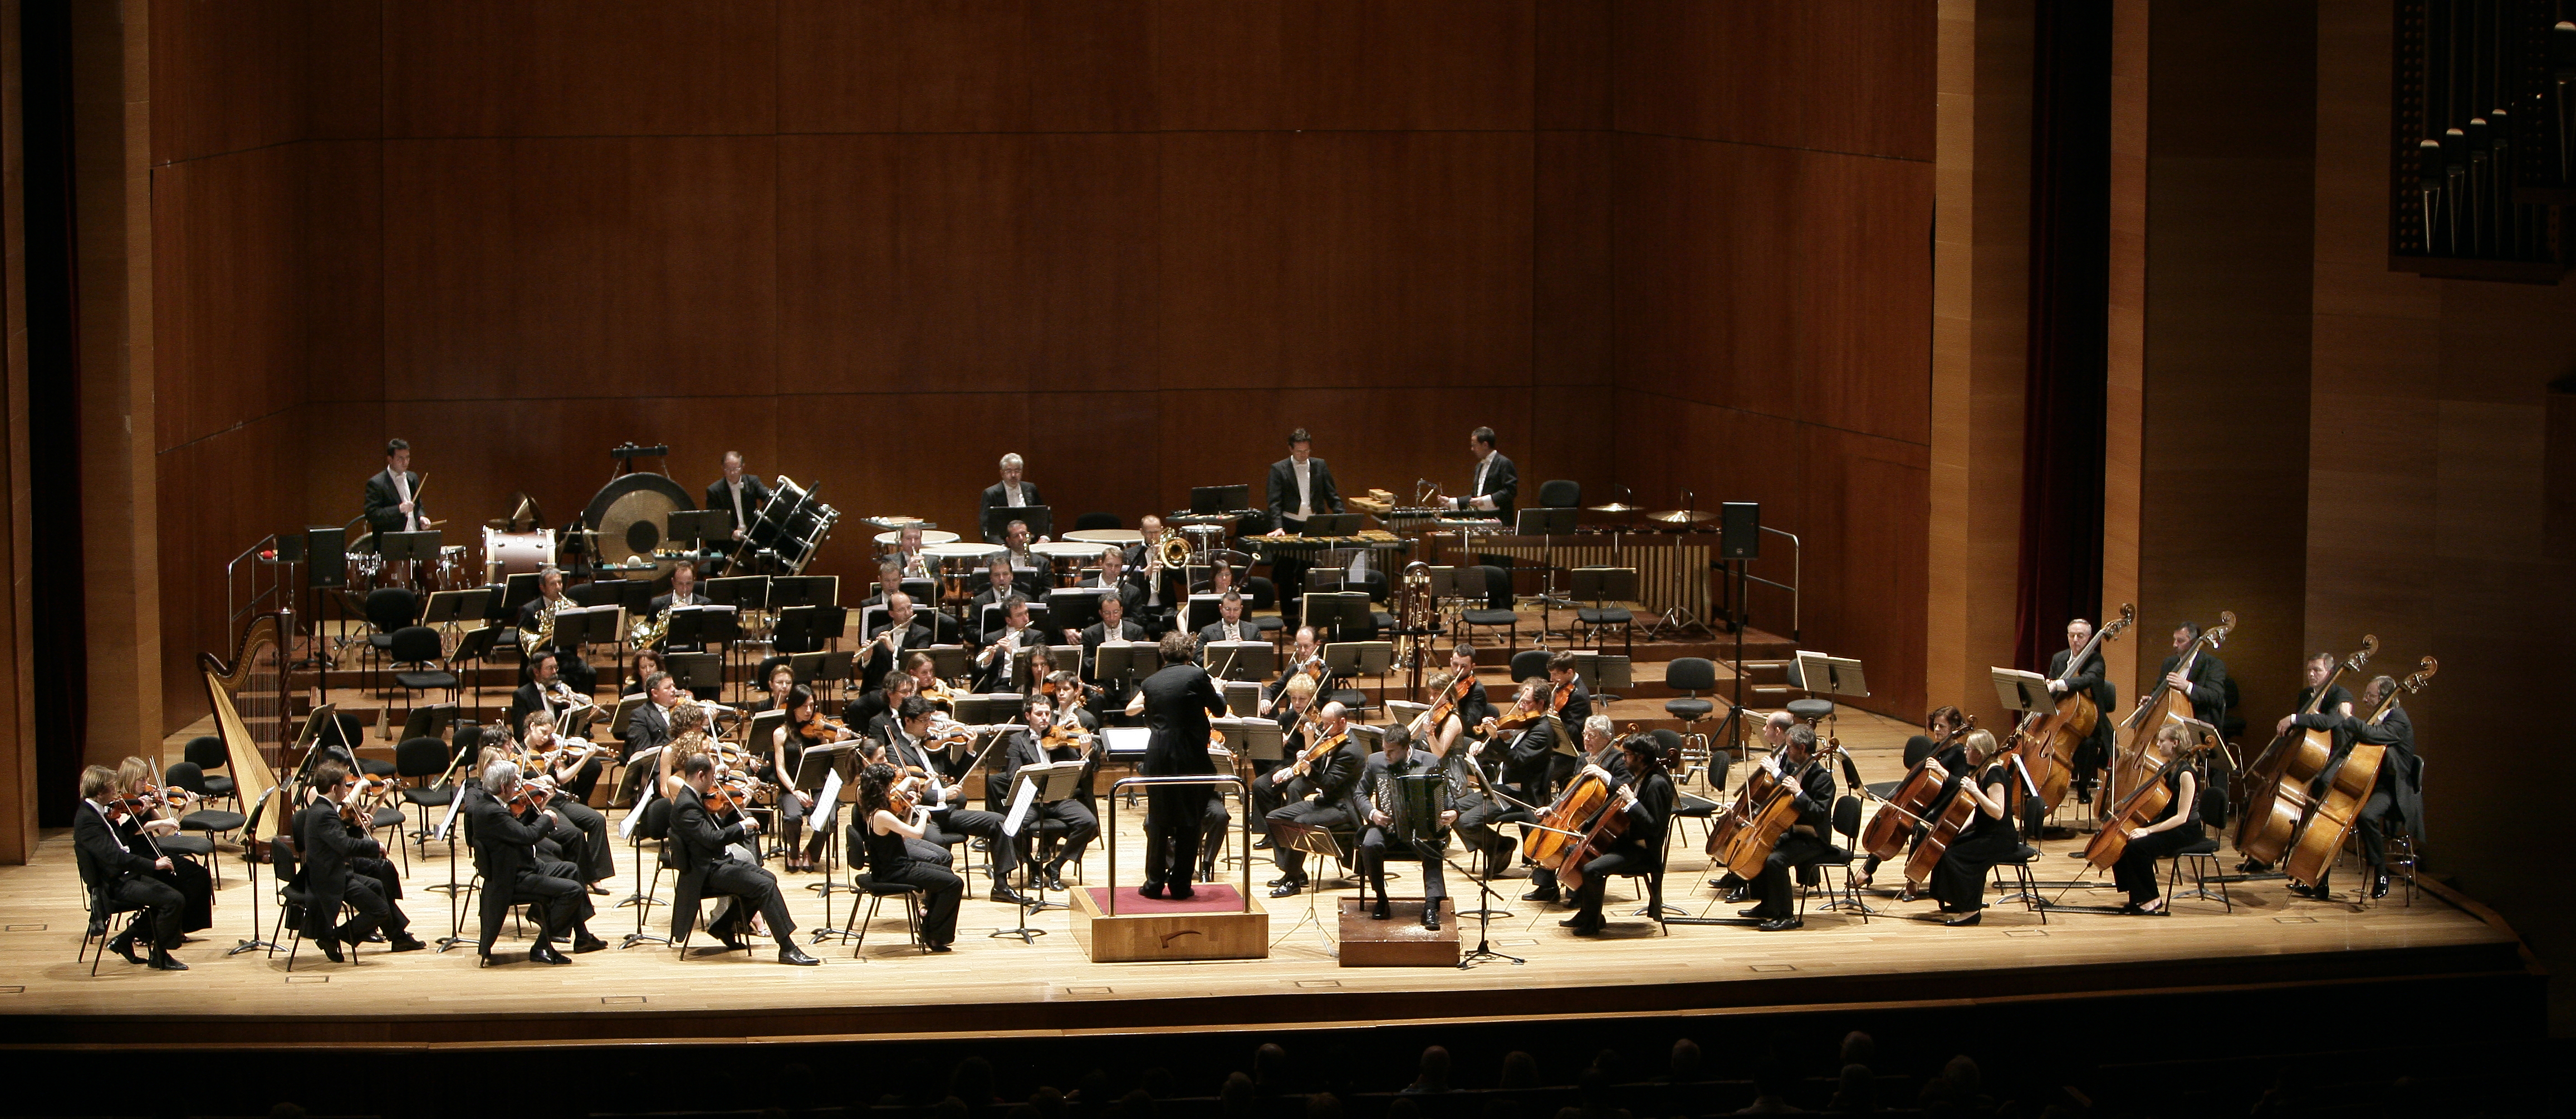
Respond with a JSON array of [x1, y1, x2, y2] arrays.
[[2234, 636, 2377, 866], [2015, 603, 2134, 818], [1558, 739, 1681, 894], [1718, 735, 1838, 881], [2108, 611, 2234, 811], [1859, 715, 1973, 863], [2077, 722, 2219, 873], [2284, 657, 2435, 890]]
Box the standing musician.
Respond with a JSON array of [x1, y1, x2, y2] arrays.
[[75, 765, 189, 970], [1127, 513, 1179, 634], [2153, 622, 2231, 814], [1740, 724, 1835, 932], [2240, 652, 2357, 874], [1264, 428, 1343, 616], [1524, 715, 1627, 905], [859, 592, 933, 694], [109, 757, 215, 942], [2111, 723, 2202, 915], [1002, 693, 1101, 892], [645, 560, 710, 651], [518, 567, 600, 695], [1855, 706, 1969, 892], [1924, 729, 2019, 926], [2048, 619, 2118, 805], [464, 758, 600, 965], [1078, 592, 1146, 712], [705, 450, 772, 546], [881, 695, 1031, 905], [974, 595, 1045, 693], [858, 761, 962, 951], [1129, 631, 1229, 900], [517, 714, 613, 887], [1563, 734, 1677, 937], [981, 453, 1044, 543], [1257, 701, 1365, 899], [362, 438, 427, 537], [669, 753, 819, 965], [2282, 674, 2420, 900], [1442, 427, 1519, 522], [1357, 724, 1456, 929], [296, 760, 428, 959]]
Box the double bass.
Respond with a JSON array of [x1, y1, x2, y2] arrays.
[[2235, 636, 2377, 866], [1859, 715, 1973, 863], [2284, 657, 2435, 890], [2014, 603, 2134, 818], [2109, 611, 2234, 809]]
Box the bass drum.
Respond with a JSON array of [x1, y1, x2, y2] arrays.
[[581, 473, 696, 577], [482, 526, 559, 583]]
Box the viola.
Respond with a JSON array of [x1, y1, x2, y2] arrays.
[[2108, 610, 2235, 810], [1859, 714, 1973, 862], [2284, 657, 2436, 889], [2013, 603, 2134, 817], [2236, 636, 2378, 865]]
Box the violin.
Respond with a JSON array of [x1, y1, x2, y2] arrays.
[[1482, 705, 1543, 736], [500, 778, 554, 816], [705, 772, 762, 816], [799, 712, 856, 743], [1416, 673, 1473, 734], [1289, 724, 1351, 776], [886, 767, 932, 817], [1268, 654, 1328, 715]]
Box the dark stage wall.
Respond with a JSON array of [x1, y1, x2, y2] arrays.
[[139, 1, 1935, 731]]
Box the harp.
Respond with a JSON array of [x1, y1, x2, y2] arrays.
[[200, 612, 291, 848]]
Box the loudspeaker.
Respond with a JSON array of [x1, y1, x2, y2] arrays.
[[1720, 502, 1760, 560], [274, 531, 305, 564], [306, 526, 347, 587]]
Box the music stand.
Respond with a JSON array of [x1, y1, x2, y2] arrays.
[[1191, 484, 1251, 515], [380, 529, 441, 566], [995, 760, 1089, 940], [1266, 819, 1345, 951], [1093, 642, 1150, 691], [1324, 641, 1394, 710], [1991, 668, 2052, 715], [703, 575, 769, 611], [1045, 588, 1105, 639], [953, 694, 1021, 727], [1304, 592, 1371, 644], [665, 510, 727, 549], [1794, 651, 1870, 701], [983, 504, 1053, 544], [1205, 640, 1273, 683], [1185, 593, 1224, 633], [668, 652, 724, 699], [1213, 715, 1282, 761], [926, 644, 972, 683], [772, 575, 840, 608]]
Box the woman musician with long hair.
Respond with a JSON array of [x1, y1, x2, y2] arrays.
[[112, 756, 215, 939], [858, 760, 961, 951], [1922, 729, 2018, 926]]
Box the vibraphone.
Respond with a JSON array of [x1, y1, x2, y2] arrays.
[[1240, 532, 1413, 571]]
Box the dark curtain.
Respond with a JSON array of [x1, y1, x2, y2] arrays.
[[22, 0, 88, 826], [2012, 1, 2113, 673]]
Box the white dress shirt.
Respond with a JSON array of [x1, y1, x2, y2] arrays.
[[1292, 459, 1314, 519]]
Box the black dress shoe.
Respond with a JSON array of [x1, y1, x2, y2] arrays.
[[1722, 887, 1750, 903], [528, 943, 572, 965], [571, 935, 610, 954], [147, 950, 189, 971], [1371, 900, 1391, 920], [1168, 885, 1196, 901], [1252, 837, 1274, 850], [779, 944, 821, 966], [1268, 879, 1306, 899], [1942, 910, 1982, 927], [316, 936, 346, 964], [990, 887, 1035, 906], [1738, 907, 1769, 919], [389, 935, 429, 953], [2371, 873, 2391, 899], [587, 884, 611, 896], [1756, 916, 1803, 932], [1520, 887, 1559, 903], [1138, 881, 1167, 900], [1044, 872, 1069, 892], [926, 942, 954, 953], [107, 932, 145, 966], [2286, 884, 2322, 900], [1559, 915, 1591, 927]]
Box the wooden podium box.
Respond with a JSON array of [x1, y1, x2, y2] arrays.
[[1069, 885, 1269, 963], [1338, 897, 1460, 967]]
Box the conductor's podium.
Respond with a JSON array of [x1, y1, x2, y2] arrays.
[[1070, 885, 1270, 962]]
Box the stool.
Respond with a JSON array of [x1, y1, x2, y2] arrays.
[[844, 873, 927, 956], [1786, 698, 1835, 725], [2380, 828, 2418, 907]]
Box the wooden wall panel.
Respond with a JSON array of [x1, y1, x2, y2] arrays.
[[302, 0, 381, 141], [150, 144, 305, 451], [896, 133, 1033, 389], [1535, 0, 1613, 131], [1614, 0, 1937, 161], [775, 0, 900, 135], [1153, 0, 1287, 131], [775, 134, 900, 395], [302, 140, 382, 403], [149, 0, 303, 164], [155, 410, 306, 727], [380, 0, 777, 138], [1534, 129, 1614, 387], [1157, 132, 1287, 390], [380, 137, 778, 397], [1283, 0, 1535, 131], [1022, 134, 1163, 392]]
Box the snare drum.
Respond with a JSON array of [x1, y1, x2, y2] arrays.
[[1029, 541, 1101, 587], [482, 527, 559, 583], [923, 542, 1007, 606]]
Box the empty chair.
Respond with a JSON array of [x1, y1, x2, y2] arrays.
[[1457, 566, 1518, 653]]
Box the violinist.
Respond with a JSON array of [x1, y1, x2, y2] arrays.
[[2283, 674, 2418, 901], [650, 700, 718, 807], [1854, 706, 1969, 892], [2046, 619, 2117, 804], [1492, 678, 1564, 813], [859, 760, 961, 951], [1740, 724, 1834, 932], [882, 695, 1030, 905], [464, 758, 599, 965], [75, 765, 188, 969], [111, 757, 215, 940], [1524, 715, 1627, 905], [2110, 723, 2202, 915], [670, 753, 819, 964], [772, 686, 857, 873], [1356, 724, 1456, 929], [1923, 729, 2019, 926], [1428, 670, 1517, 880], [1260, 701, 1365, 899], [297, 760, 428, 959], [1563, 734, 1676, 937], [973, 595, 1043, 694], [858, 592, 933, 694], [1542, 651, 1595, 786], [1002, 694, 1100, 892], [1265, 626, 1331, 719], [518, 706, 607, 810]]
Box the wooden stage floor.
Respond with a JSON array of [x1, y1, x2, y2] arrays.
[[0, 709, 2535, 1049]]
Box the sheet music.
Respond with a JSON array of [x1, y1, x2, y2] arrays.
[[812, 768, 844, 816], [435, 789, 468, 842], [1002, 777, 1040, 837]]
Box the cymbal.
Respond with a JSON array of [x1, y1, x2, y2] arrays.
[[1645, 508, 1717, 526], [1586, 502, 1643, 514]]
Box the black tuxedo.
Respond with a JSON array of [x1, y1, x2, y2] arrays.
[[462, 785, 591, 952], [2048, 648, 2119, 778], [1749, 757, 1836, 919], [974, 625, 1045, 693], [981, 482, 1045, 542], [1261, 732, 1367, 881], [856, 619, 933, 693], [1000, 726, 1100, 871], [1265, 456, 1344, 531], [1501, 715, 1566, 806], [2154, 651, 2229, 728], [704, 474, 773, 544], [1139, 661, 1227, 889], [1081, 575, 1146, 620], [75, 802, 184, 951], [1461, 452, 1518, 521], [622, 701, 674, 764], [362, 467, 425, 537], [508, 681, 564, 741], [883, 727, 1017, 889], [1080, 619, 1147, 699], [968, 585, 1033, 645], [295, 798, 409, 943], [2292, 705, 2423, 884], [1199, 619, 1260, 654], [1355, 750, 1450, 905], [665, 783, 793, 944]]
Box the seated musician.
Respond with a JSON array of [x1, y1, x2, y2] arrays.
[[1264, 625, 1331, 720], [861, 558, 907, 610], [853, 673, 919, 742], [858, 761, 962, 951], [464, 758, 600, 965], [1085, 547, 1145, 618], [110, 757, 215, 945], [748, 662, 797, 714], [76, 765, 189, 970], [894, 524, 931, 578], [622, 671, 682, 765], [1711, 710, 1796, 897], [1855, 705, 1969, 892], [509, 651, 591, 749], [1358, 724, 1457, 930], [1002, 519, 1038, 569], [1002, 693, 1100, 892], [1525, 715, 1625, 905], [980, 452, 1043, 543], [859, 592, 933, 694], [1542, 651, 1596, 790], [1125, 513, 1178, 633], [2284, 674, 2416, 900], [1199, 590, 1260, 650], [881, 695, 1031, 905], [1258, 701, 1365, 898], [1740, 724, 1835, 932], [1415, 666, 1516, 880], [1203, 560, 1238, 596], [771, 685, 859, 873], [518, 714, 613, 889], [619, 649, 666, 704], [1563, 734, 1676, 936], [1078, 593, 1146, 711], [518, 567, 599, 695], [968, 557, 1022, 645], [2048, 619, 2118, 805], [669, 753, 819, 964], [297, 759, 428, 959], [1926, 729, 2019, 926], [973, 595, 1045, 694], [2112, 723, 2202, 914]]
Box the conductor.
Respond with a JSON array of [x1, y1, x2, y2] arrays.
[[1126, 630, 1226, 900]]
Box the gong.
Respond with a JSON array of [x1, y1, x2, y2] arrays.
[[581, 473, 696, 572]]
